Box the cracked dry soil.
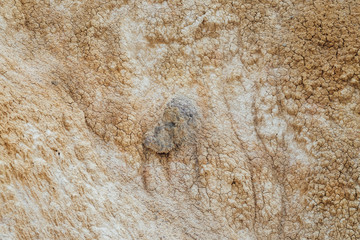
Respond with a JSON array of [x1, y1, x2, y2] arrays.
[[0, 0, 360, 239]]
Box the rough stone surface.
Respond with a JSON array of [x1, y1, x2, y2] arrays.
[[0, 0, 359, 239]]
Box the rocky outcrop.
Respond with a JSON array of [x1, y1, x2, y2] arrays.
[[0, 0, 359, 239]]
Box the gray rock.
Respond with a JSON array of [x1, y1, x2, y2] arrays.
[[144, 96, 198, 153]]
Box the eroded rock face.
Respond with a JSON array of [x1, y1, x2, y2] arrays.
[[0, 0, 359, 239]]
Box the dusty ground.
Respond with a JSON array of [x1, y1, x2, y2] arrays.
[[0, 0, 359, 239]]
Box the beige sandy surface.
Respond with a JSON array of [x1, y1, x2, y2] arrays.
[[0, 1, 359, 239]]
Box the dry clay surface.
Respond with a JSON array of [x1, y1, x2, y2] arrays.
[[0, 0, 360, 239]]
